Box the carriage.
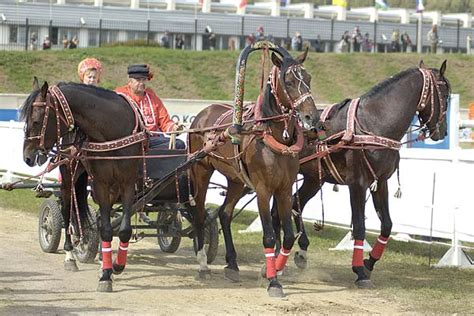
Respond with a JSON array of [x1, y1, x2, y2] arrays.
[[30, 147, 220, 264]]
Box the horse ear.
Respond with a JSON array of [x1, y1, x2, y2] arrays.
[[296, 47, 309, 64], [418, 60, 426, 69], [32, 77, 39, 91], [271, 52, 282, 68], [440, 60, 447, 77], [40, 82, 49, 98]]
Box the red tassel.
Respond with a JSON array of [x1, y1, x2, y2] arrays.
[[370, 235, 389, 260], [101, 241, 113, 270], [116, 241, 129, 266], [275, 247, 291, 271], [352, 240, 364, 267], [264, 248, 276, 279]]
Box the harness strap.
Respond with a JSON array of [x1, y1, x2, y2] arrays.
[[81, 131, 148, 152], [341, 98, 360, 143]]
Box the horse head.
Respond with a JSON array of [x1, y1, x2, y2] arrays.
[[270, 48, 320, 130], [21, 78, 62, 167], [417, 60, 450, 141]]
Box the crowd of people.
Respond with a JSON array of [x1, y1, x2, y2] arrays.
[[28, 23, 442, 54]]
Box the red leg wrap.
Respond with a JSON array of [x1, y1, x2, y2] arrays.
[[101, 241, 113, 270], [116, 241, 129, 266], [370, 235, 389, 260], [275, 247, 291, 271], [352, 240, 364, 267], [264, 248, 276, 279]]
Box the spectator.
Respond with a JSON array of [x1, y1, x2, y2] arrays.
[[42, 35, 51, 50], [246, 33, 255, 46], [401, 31, 413, 53], [291, 31, 303, 51], [30, 32, 37, 51], [427, 24, 439, 54], [175, 34, 184, 49], [161, 31, 171, 48], [77, 58, 102, 86], [204, 25, 216, 50], [339, 31, 350, 53], [228, 36, 238, 50], [69, 35, 79, 49], [115, 64, 185, 150], [362, 32, 373, 52], [313, 35, 324, 53], [62, 35, 69, 49], [255, 25, 265, 41], [390, 29, 400, 52], [351, 26, 363, 52]]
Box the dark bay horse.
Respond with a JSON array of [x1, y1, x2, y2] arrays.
[[189, 49, 319, 297], [274, 61, 451, 288], [21, 80, 145, 292]]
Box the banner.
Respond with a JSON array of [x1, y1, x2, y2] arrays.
[[332, 0, 347, 8], [416, 0, 424, 13], [375, 0, 389, 10]]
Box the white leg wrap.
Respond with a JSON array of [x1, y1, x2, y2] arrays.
[[65, 250, 75, 262], [298, 250, 307, 258], [196, 249, 208, 271]]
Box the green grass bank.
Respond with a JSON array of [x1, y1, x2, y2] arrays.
[[0, 47, 473, 108]]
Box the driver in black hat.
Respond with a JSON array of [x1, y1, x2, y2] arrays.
[[116, 64, 185, 149]]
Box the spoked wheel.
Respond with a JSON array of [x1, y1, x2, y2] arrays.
[[72, 206, 100, 263], [193, 209, 219, 264], [157, 210, 182, 253], [38, 199, 63, 253]]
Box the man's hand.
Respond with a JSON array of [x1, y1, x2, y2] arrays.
[[173, 123, 185, 132]]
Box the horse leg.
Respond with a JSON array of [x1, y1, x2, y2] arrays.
[[270, 199, 282, 255], [257, 191, 284, 298], [112, 184, 135, 275], [93, 182, 114, 292], [190, 163, 213, 279], [349, 183, 374, 289], [275, 189, 295, 277], [364, 180, 392, 278], [59, 166, 78, 272], [292, 175, 321, 269], [219, 180, 246, 282]]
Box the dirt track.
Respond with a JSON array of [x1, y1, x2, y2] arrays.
[[0, 208, 401, 315]]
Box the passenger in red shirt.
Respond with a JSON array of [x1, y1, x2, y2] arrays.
[[115, 64, 184, 149]]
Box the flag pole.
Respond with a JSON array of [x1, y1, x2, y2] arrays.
[[417, 11, 423, 53]]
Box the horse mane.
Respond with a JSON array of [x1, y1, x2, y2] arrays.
[[57, 82, 119, 99], [362, 67, 419, 99], [19, 89, 40, 122]]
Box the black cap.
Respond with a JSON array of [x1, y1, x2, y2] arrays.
[[127, 64, 152, 80]]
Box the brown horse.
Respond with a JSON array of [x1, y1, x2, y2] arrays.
[[273, 61, 451, 288], [189, 49, 319, 297], [21, 80, 145, 292]]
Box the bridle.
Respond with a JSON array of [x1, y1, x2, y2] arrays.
[[269, 64, 315, 117], [416, 68, 450, 139], [25, 85, 75, 151]]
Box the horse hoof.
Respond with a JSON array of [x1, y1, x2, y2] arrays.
[[97, 280, 113, 292], [224, 267, 240, 283], [363, 266, 372, 279], [294, 251, 307, 269], [64, 260, 79, 272], [196, 269, 211, 280], [113, 263, 125, 275], [355, 279, 375, 289], [267, 281, 285, 298]]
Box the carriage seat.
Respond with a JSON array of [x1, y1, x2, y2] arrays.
[[141, 148, 187, 180]]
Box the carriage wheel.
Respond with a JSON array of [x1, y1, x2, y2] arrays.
[[38, 199, 63, 253], [72, 206, 100, 263], [157, 211, 182, 253], [193, 210, 219, 264]]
